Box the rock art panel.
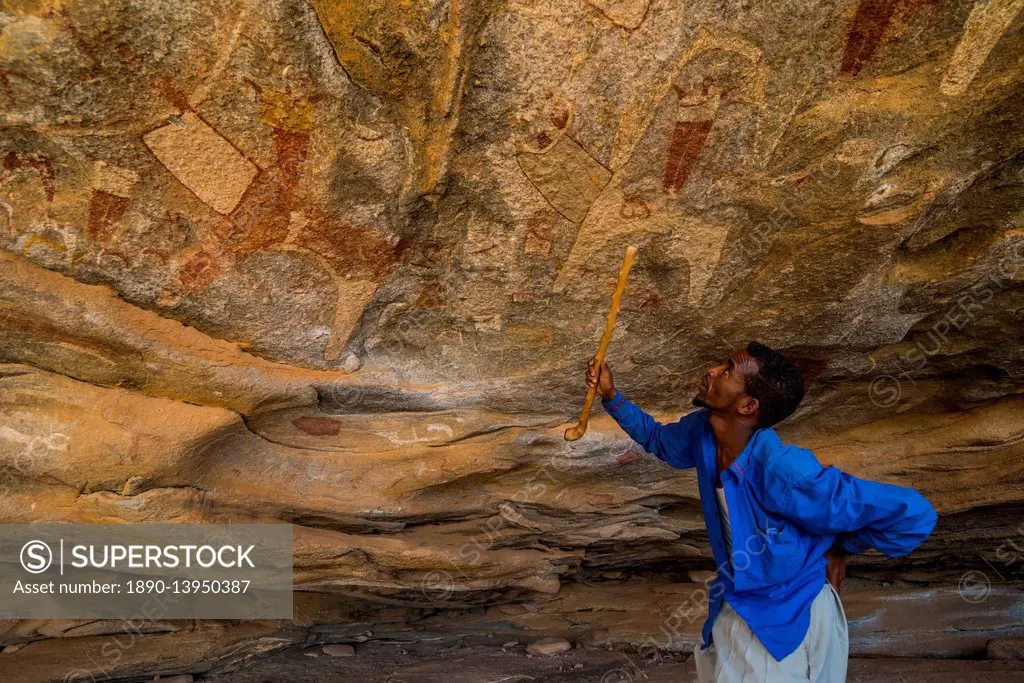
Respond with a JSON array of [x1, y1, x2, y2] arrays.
[[611, 28, 767, 172], [138, 78, 403, 365], [144, 112, 259, 215], [555, 30, 767, 297]]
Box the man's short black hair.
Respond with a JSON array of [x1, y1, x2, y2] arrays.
[[743, 341, 805, 428]]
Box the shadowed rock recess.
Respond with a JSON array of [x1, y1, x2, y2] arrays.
[[1, 0, 1023, 680]]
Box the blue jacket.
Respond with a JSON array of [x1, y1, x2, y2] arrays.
[[601, 390, 938, 661]]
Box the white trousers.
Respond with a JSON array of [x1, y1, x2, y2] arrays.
[[694, 582, 849, 682]]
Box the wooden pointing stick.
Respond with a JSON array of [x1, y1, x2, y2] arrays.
[[565, 245, 638, 441]]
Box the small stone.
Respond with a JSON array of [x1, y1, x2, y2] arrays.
[[2, 643, 27, 653], [526, 637, 572, 656], [304, 651, 319, 658], [353, 634, 369, 642], [688, 570, 716, 584], [342, 354, 362, 372], [322, 644, 356, 657], [575, 628, 610, 648], [574, 663, 584, 669], [502, 641, 519, 648]]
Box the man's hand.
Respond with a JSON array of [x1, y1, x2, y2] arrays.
[[825, 550, 847, 594], [586, 357, 616, 401]]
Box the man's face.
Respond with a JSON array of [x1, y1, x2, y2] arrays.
[[693, 347, 760, 414]]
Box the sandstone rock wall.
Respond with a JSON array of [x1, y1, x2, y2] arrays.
[[1, 0, 1023, 680]]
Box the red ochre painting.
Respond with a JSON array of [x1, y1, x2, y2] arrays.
[[663, 119, 714, 195], [842, 0, 941, 77]]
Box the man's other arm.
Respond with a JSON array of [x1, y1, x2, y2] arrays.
[[764, 443, 938, 557]]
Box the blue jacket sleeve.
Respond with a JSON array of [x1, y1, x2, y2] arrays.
[[600, 390, 702, 469], [764, 443, 938, 557]]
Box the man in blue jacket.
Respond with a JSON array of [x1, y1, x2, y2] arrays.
[[586, 342, 937, 682]]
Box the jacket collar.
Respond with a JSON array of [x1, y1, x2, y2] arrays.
[[726, 426, 768, 480]]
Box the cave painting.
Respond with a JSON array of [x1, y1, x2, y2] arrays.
[[87, 190, 131, 242], [672, 214, 731, 307], [248, 77, 317, 192], [662, 78, 724, 195], [309, 0, 470, 196], [554, 29, 768, 303], [584, 0, 651, 30], [940, 0, 1023, 96], [841, 0, 941, 77], [237, 84, 400, 363], [146, 85, 400, 364], [86, 162, 140, 255], [520, 89, 575, 155], [144, 111, 259, 215], [517, 136, 612, 224], [610, 28, 769, 170], [0, 6, 393, 368], [515, 90, 611, 225], [2, 152, 55, 202]]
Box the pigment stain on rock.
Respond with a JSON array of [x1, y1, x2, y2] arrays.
[[841, 0, 942, 78], [293, 415, 344, 437], [86, 190, 131, 241], [3, 151, 55, 201]]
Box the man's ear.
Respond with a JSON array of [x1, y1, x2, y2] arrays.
[[739, 395, 759, 419]]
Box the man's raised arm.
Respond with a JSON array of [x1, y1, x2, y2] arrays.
[[587, 358, 702, 470]]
